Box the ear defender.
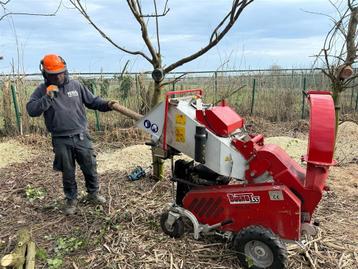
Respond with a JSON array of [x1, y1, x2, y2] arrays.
[[58, 56, 66, 66], [39, 59, 48, 81]]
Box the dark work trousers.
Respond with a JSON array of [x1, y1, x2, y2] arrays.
[[52, 133, 98, 200]]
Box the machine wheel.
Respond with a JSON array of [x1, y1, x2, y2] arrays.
[[160, 212, 185, 238], [233, 225, 287, 269]]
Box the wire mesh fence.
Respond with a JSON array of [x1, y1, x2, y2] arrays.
[[0, 68, 357, 136]]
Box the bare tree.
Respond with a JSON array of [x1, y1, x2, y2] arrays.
[[70, 0, 253, 108], [314, 0, 358, 134], [0, 0, 62, 22], [0, 1, 62, 135], [1, 0, 62, 68], [70, 0, 253, 180]]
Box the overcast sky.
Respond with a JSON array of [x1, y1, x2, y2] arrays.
[[0, 0, 337, 73]]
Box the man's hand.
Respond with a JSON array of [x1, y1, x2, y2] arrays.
[[108, 100, 119, 110], [46, 85, 59, 99]]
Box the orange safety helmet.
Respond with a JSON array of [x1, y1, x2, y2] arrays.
[[40, 54, 67, 74]]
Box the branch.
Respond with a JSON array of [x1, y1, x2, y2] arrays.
[[140, 0, 169, 18], [325, 18, 345, 51], [323, 49, 336, 79], [210, 10, 231, 43], [301, 8, 337, 24], [164, 0, 253, 73], [316, 0, 358, 83], [322, 4, 351, 52], [153, 0, 161, 56], [69, 0, 153, 64], [321, 67, 336, 81], [345, 5, 358, 65], [348, 0, 356, 12], [215, 84, 246, 105], [343, 72, 358, 85], [329, 0, 343, 19], [0, 0, 62, 21], [161, 73, 187, 87], [127, 0, 160, 66]]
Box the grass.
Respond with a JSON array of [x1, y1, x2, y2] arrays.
[[0, 70, 357, 135]]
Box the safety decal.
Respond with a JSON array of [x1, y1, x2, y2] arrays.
[[269, 190, 284, 201], [227, 193, 260, 204], [175, 114, 186, 143], [151, 124, 159, 133], [175, 126, 186, 143], [175, 114, 186, 125], [144, 120, 159, 134], [144, 119, 151, 128]]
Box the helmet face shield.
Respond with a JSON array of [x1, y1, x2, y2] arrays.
[[41, 54, 67, 74], [46, 72, 66, 86]]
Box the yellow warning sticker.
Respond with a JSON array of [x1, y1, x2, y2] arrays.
[[176, 114, 186, 125], [175, 126, 186, 143]]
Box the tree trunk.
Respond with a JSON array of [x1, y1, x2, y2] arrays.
[[152, 148, 164, 181], [150, 81, 164, 180], [151, 81, 162, 108], [1, 228, 31, 268], [332, 83, 343, 139], [25, 241, 36, 269]]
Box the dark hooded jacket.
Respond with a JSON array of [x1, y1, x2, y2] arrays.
[[26, 74, 111, 136]]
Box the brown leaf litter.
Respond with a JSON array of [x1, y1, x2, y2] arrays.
[[0, 122, 357, 268]]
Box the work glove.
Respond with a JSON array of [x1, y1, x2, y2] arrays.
[[108, 100, 119, 110], [46, 85, 59, 99]]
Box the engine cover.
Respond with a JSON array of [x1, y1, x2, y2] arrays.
[[183, 184, 302, 240]]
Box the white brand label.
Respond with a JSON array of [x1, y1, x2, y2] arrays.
[[227, 193, 260, 204], [67, 91, 79, 97]]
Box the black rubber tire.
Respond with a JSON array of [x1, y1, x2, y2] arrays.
[[233, 225, 287, 269], [160, 212, 185, 238]]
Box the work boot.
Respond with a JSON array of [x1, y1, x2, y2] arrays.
[[64, 199, 78, 215], [86, 193, 106, 205]]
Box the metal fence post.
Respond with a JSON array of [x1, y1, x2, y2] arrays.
[[351, 84, 354, 108], [10, 84, 22, 133], [89, 83, 101, 131], [135, 74, 138, 93], [290, 69, 294, 89], [250, 78, 256, 115], [214, 71, 218, 103], [355, 88, 358, 111], [301, 77, 307, 119], [135, 74, 140, 107]]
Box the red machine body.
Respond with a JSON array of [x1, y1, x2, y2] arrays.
[[182, 91, 335, 241], [196, 101, 244, 137], [183, 184, 302, 240]]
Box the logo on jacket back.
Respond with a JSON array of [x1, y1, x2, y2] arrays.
[[227, 193, 260, 204], [67, 90, 79, 97]]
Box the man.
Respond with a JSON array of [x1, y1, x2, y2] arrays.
[[26, 54, 118, 215]]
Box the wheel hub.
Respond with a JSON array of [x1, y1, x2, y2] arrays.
[[244, 240, 274, 267], [164, 221, 174, 232], [254, 245, 266, 257]]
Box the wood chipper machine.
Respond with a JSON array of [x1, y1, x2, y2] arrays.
[[136, 89, 336, 268]]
